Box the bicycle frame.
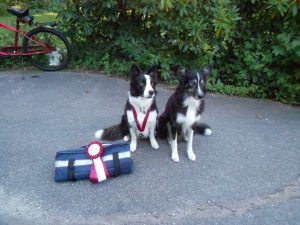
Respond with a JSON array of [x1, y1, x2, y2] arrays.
[[0, 21, 53, 57]]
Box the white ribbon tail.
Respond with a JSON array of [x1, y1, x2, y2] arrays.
[[93, 157, 107, 182]]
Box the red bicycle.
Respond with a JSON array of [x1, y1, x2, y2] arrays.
[[0, 7, 71, 71]]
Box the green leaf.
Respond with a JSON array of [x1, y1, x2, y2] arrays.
[[272, 46, 283, 56], [292, 4, 298, 16], [292, 39, 300, 48]]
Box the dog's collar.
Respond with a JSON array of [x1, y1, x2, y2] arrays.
[[130, 103, 155, 132]]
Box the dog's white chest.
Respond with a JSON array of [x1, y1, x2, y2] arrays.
[[176, 97, 201, 127], [127, 109, 157, 137]]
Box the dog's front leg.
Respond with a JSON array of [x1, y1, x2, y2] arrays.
[[149, 124, 159, 150], [170, 125, 179, 162], [129, 126, 137, 152], [186, 128, 196, 161]]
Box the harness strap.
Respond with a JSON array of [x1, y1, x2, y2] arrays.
[[131, 103, 154, 132]]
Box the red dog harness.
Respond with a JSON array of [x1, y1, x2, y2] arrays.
[[131, 104, 154, 132]]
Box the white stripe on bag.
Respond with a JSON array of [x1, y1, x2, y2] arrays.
[[55, 151, 130, 168]]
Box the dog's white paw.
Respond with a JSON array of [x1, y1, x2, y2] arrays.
[[94, 130, 103, 139], [188, 152, 196, 161], [204, 128, 212, 136], [123, 135, 130, 142], [130, 142, 137, 152], [150, 140, 159, 150], [183, 135, 188, 142], [172, 154, 179, 162]]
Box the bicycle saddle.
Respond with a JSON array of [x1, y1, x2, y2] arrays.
[[7, 6, 29, 18]]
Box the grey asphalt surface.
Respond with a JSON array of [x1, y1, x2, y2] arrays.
[[0, 71, 299, 225]]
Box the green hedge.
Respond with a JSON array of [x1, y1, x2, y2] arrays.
[[56, 0, 299, 103], [2, 0, 299, 103]]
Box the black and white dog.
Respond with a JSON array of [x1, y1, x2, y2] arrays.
[[95, 64, 159, 152], [157, 66, 212, 162]]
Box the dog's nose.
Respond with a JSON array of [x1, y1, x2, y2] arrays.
[[149, 90, 154, 96], [197, 94, 204, 99]]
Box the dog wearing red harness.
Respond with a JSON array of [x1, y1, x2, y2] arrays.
[[95, 64, 159, 152]]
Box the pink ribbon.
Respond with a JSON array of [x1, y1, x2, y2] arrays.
[[85, 141, 109, 183]]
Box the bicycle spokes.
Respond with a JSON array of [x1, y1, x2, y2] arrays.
[[24, 27, 71, 71], [26, 31, 67, 66]]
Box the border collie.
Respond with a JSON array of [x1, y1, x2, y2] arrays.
[[95, 64, 159, 152], [157, 65, 212, 162]]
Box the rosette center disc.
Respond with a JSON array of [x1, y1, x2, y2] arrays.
[[88, 143, 101, 156]]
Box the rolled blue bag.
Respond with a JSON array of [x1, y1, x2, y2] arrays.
[[54, 141, 133, 182]]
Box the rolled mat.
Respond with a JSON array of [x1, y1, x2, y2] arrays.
[[54, 141, 133, 182]]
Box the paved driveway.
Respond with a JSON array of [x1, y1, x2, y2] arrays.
[[0, 71, 299, 225]]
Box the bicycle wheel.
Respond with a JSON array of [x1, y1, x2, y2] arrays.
[[23, 27, 71, 71]]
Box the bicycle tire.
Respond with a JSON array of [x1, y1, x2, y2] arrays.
[[23, 27, 72, 71]]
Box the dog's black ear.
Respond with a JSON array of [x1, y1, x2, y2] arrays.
[[202, 65, 213, 78], [130, 64, 141, 78], [174, 65, 186, 81], [147, 65, 158, 80]]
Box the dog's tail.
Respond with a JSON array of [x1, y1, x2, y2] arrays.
[[95, 116, 129, 141], [156, 113, 212, 138], [193, 123, 212, 136], [95, 124, 125, 141]]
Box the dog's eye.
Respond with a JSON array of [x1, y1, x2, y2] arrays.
[[189, 80, 197, 87]]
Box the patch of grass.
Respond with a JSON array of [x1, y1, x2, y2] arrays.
[[0, 14, 15, 27], [32, 12, 57, 23], [0, 11, 57, 44], [0, 12, 57, 35]]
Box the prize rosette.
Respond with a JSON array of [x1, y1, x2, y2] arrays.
[[85, 141, 109, 183], [54, 141, 133, 183]]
